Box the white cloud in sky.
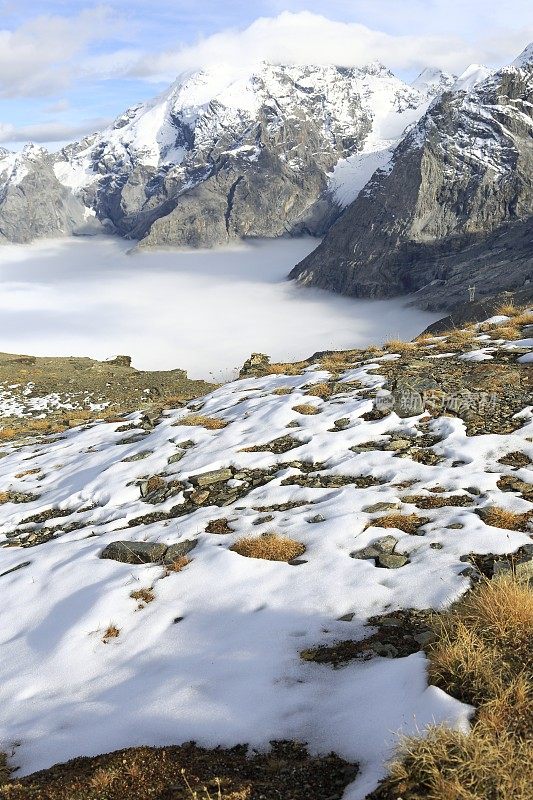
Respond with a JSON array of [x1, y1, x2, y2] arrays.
[[0, 6, 531, 148], [129, 11, 533, 81], [0, 6, 119, 97]]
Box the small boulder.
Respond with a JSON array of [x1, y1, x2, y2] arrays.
[[362, 502, 399, 513], [100, 541, 167, 564], [377, 553, 409, 569], [164, 540, 197, 564]]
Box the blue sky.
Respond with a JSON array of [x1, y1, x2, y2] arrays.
[[1, 1, 532, 149]]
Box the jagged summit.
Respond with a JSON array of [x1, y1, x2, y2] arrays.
[[451, 64, 493, 92], [512, 42, 533, 67], [411, 67, 456, 97]]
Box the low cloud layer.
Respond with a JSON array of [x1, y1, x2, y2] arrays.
[[0, 237, 437, 379]]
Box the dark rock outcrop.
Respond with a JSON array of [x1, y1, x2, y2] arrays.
[[290, 49, 533, 311]]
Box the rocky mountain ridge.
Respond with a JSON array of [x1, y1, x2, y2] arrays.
[[1, 61, 449, 246], [290, 45, 533, 311]]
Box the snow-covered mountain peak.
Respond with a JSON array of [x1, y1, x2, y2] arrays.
[[512, 42, 533, 68], [411, 67, 456, 97], [452, 64, 493, 93], [48, 59, 458, 247]]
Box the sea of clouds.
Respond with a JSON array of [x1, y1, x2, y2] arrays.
[[0, 236, 438, 381]]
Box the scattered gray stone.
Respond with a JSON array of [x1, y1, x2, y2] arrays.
[[362, 502, 399, 513], [167, 452, 184, 465], [459, 565, 483, 581], [239, 353, 271, 378], [351, 546, 382, 560], [189, 468, 233, 487], [515, 559, 533, 580], [413, 630, 436, 646], [164, 540, 197, 564], [107, 355, 132, 367], [253, 515, 275, 526], [122, 450, 153, 462], [370, 641, 399, 657], [337, 612, 355, 622], [492, 560, 513, 576], [377, 553, 408, 569], [374, 535, 398, 554], [100, 541, 168, 564], [384, 439, 412, 452], [333, 418, 350, 430], [307, 514, 326, 523], [116, 433, 149, 445]]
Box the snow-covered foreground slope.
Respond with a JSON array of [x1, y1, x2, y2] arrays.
[[0, 318, 531, 798]]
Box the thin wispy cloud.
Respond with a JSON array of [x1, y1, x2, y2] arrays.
[[0, 118, 112, 144]]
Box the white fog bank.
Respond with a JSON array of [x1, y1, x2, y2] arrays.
[[0, 237, 439, 381]]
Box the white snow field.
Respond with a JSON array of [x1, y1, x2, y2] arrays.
[[0, 237, 438, 380], [0, 322, 531, 798]]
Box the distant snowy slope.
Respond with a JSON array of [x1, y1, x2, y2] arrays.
[[328, 67, 455, 207]]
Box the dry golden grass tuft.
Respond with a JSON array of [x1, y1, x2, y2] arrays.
[[166, 555, 191, 573], [305, 382, 332, 399], [318, 350, 360, 374], [178, 415, 228, 430], [0, 418, 66, 441], [444, 327, 478, 346], [495, 302, 518, 316], [480, 506, 532, 532], [511, 310, 533, 327], [369, 575, 533, 800], [230, 533, 305, 562], [129, 588, 155, 606], [102, 625, 120, 643], [428, 576, 533, 706], [370, 513, 427, 535], [292, 403, 320, 415], [267, 361, 307, 376], [383, 338, 417, 353], [415, 333, 438, 345], [271, 386, 293, 395], [371, 719, 533, 800], [14, 467, 41, 479], [489, 324, 521, 340]]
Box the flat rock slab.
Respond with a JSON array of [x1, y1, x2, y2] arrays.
[[189, 468, 233, 487], [163, 540, 197, 564], [100, 539, 198, 565], [100, 541, 168, 564]]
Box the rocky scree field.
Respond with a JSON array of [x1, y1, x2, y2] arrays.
[[0, 306, 531, 799]]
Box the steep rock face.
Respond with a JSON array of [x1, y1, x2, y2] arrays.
[[290, 49, 533, 309], [53, 62, 441, 248], [0, 146, 95, 244]]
